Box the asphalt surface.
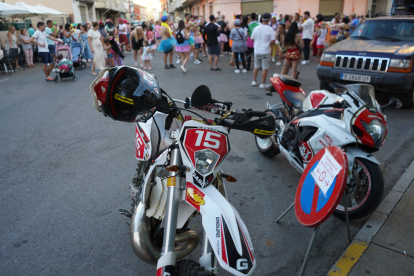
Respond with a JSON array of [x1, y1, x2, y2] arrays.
[[1, 51, 414, 276]]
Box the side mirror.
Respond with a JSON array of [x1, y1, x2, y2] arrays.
[[328, 82, 348, 94], [191, 85, 213, 107], [382, 97, 402, 111]]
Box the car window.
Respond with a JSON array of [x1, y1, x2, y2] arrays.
[[350, 20, 414, 42]]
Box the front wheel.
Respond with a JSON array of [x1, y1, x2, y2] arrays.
[[255, 110, 280, 157], [175, 259, 213, 276], [334, 158, 384, 220]]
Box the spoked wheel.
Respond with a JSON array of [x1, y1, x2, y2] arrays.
[[255, 110, 282, 157], [175, 259, 213, 276], [334, 158, 384, 220]]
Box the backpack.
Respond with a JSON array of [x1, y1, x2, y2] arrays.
[[176, 29, 185, 44]]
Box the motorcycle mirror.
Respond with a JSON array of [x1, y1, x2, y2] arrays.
[[390, 97, 403, 109], [191, 85, 213, 107], [328, 82, 348, 94], [381, 97, 402, 111]]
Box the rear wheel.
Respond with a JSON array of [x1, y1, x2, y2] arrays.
[[399, 85, 414, 109], [255, 110, 281, 157], [334, 158, 384, 220], [320, 81, 330, 91], [175, 259, 213, 276]]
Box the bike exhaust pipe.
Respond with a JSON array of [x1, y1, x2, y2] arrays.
[[129, 201, 199, 265]]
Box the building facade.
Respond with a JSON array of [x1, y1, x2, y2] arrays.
[[168, 0, 395, 21]]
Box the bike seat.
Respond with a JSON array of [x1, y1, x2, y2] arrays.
[[283, 90, 306, 109], [279, 74, 301, 88]]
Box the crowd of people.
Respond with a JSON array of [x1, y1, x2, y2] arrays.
[[2, 10, 365, 86], [149, 10, 365, 88]]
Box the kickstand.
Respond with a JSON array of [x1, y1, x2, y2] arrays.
[[276, 202, 295, 223]]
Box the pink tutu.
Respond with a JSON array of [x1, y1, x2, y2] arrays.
[[193, 35, 204, 44], [176, 44, 191, 52], [218, 33, 228, 42]]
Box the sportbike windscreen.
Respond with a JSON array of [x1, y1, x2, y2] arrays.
[[346, 84, 377, 112]]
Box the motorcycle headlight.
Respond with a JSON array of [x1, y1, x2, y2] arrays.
[[361, 119, 385, 147], [321, 53, 336, 63], [195, 149, 220, 175]]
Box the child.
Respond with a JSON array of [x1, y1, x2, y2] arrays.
[[104, 38, 114, 67], [57, 54, 73, 73], [146, 26, 156, 55], [141, 40, 153, 70], [108, 33, 124, 66], [315, 22, 328, 62]]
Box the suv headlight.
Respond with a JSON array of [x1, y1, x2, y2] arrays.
[[389, 58, 412, 68], [195, 149, 220, 175], [361, 119, 385, 147], [321, 53, 336, 63]]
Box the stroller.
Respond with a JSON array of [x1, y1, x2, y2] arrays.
[[54, 43, 76, 82], [71, 41, 87, 70]]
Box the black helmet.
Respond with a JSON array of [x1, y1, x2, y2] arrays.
[[91, 66, 160, 122]]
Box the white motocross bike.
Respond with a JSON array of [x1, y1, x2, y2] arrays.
[[255, 74, 402, 219], [91, 67, 275, 276]]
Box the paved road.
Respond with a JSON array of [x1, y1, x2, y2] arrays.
[[1, 52, 414, 276]]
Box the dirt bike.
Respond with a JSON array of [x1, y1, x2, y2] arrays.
[[91, 68, 275, 276], [255, 74, 402, 219]]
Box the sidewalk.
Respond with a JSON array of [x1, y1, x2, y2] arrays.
[[328, 160, 414, 276]]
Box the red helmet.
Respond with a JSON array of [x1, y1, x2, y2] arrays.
[[90, 66, 161, 122]]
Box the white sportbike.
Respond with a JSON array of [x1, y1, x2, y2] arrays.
[[255, 74, 402, 219]]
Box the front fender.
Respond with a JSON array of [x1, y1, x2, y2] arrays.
[[345, 147, 380, 183], [185, 182, 256, 276], [345, 147, 380, 165]]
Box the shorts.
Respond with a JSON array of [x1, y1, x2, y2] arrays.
[[156, 36, 162, 40], [48, 45, 56, 56], [207, 44, 220, 57], [119, 34, 128, 44], [107, 54, 114, 58], [195, 43, 201, 49], [254, 53, 271, 70], [317, 45, 325, 49], [39, 52, 53, 65]]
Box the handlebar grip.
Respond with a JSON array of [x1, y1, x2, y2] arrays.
[[251, 111, 268, 117]]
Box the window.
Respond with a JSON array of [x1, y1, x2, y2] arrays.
[[350, 20, 414, 42], [203, 5, 205, 17]]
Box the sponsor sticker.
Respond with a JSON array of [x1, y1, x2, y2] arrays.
[[115, 94, 134, 105], [167, 177, 176, 187], [185, 182, 205, 211], [253, 129, 274, 135], [323, 134, 334, 145], [299, 141, 313, 163]]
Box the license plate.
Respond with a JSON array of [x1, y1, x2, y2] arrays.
[[340, 73, 371, 83]]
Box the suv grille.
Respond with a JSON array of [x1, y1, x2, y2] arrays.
[[334, 55, 389, 73]]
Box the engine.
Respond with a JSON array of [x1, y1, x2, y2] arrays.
[[282, 123, 318, 164]]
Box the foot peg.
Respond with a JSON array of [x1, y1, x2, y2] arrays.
[[118, 209, 132, 218]]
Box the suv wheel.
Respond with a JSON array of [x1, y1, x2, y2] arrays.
[[400, 85, 414, 109], [320, 81, 330, 90]]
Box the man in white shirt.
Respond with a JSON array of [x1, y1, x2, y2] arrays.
[[299, 11, 314, 65], [251, 13, 276, 88], [30, 22, 62, 81], [118, 19, 128, 53]]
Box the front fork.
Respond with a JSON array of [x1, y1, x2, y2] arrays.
[[156, 145, 220, 276], [156, 144, 182, 275]]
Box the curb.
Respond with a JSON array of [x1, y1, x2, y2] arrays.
[[327, 159, 414, 276]]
